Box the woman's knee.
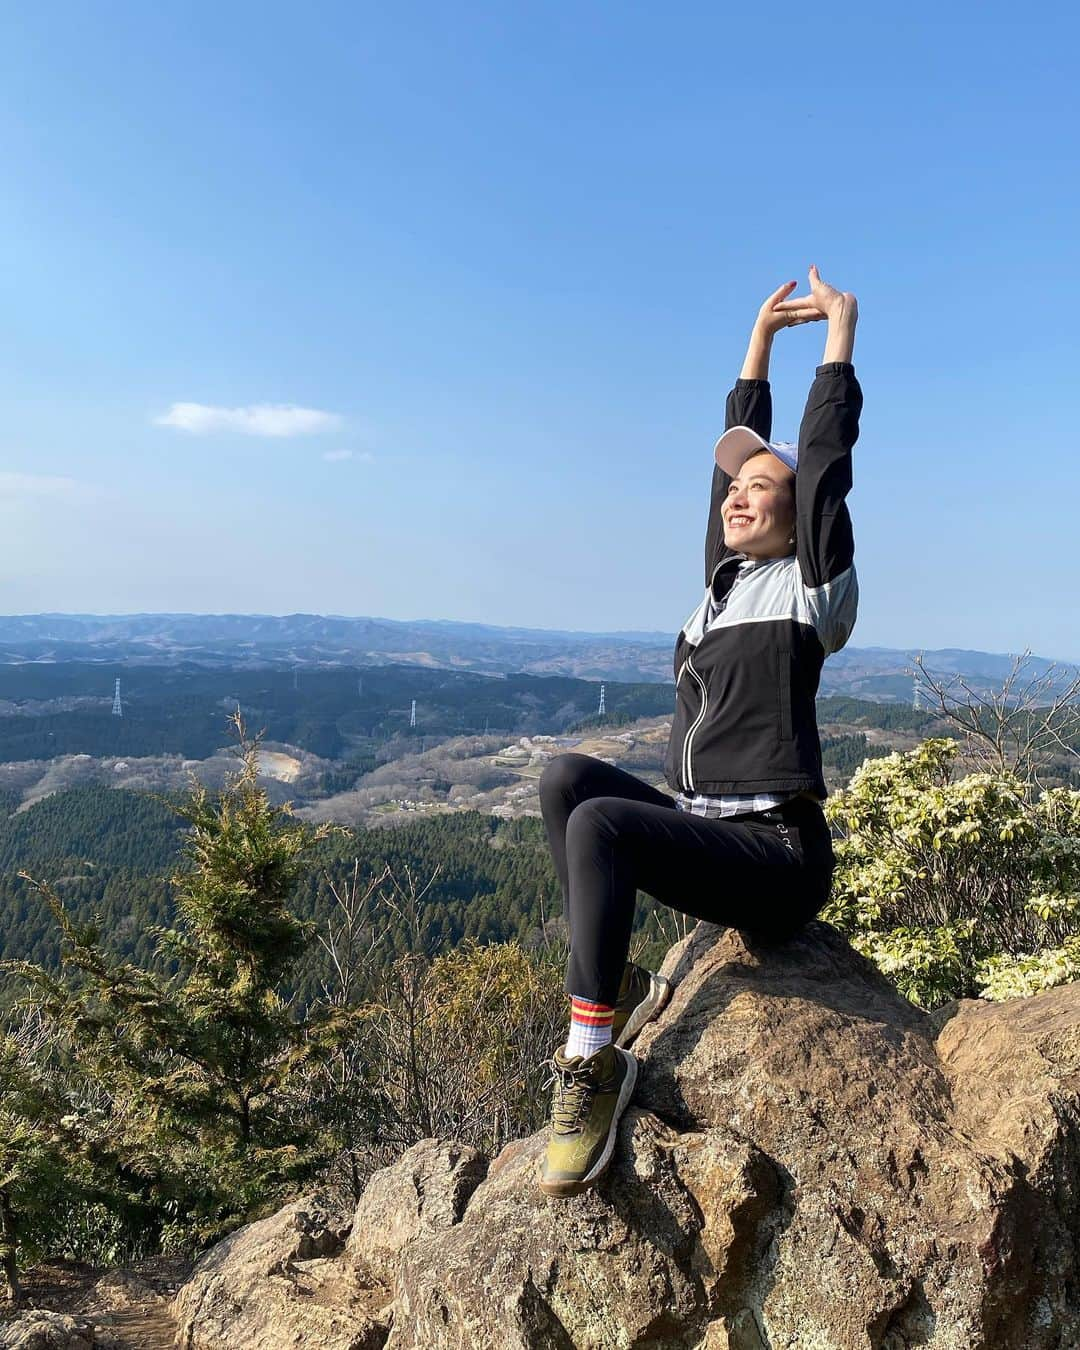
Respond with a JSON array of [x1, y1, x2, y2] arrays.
[[565, 795, 625, 853], [539, 752, 602, 805]]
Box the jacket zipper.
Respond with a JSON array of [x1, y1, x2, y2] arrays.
[[680, 558, 744, 790], [681, 653, 708, 791]]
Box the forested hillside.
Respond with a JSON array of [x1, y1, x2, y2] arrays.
[[0, 786, 567, 1005], [1, 678, 1071, 1012], [0, 663, 675, 761], [0, 680, 1046, 1000]]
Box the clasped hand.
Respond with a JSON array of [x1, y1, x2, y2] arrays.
[[755, 266, 858, 337]]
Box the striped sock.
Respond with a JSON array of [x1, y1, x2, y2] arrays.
[[565, 995, 615, 1060]]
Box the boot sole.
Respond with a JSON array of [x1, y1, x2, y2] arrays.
[[616, 971, 673, 1048], [538, 1048, 638, 1198]]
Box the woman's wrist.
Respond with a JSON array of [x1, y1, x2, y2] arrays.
[[822, 306, 857, 365], [740, 326, 774, 381]]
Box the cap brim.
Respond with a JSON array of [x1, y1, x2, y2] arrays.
[[713, 425, 771, 477]]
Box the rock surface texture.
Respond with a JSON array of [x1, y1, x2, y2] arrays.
[[0, 1311, 119, 1350], [171, 922, 1080, 1349], [172, 1193, 389, 1349]]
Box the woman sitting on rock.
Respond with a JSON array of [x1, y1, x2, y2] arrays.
[[538, 266, 862, 1197]]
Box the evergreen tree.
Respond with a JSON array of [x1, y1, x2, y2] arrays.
[[0, 1013, 73, 1304], [3, 718, 356, 1250]]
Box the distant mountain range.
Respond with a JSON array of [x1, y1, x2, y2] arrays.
[[0, 613, 1075, 701]]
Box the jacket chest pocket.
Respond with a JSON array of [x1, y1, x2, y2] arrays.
[[775, 647, 794, 742]]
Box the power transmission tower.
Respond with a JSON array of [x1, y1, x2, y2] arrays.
[[112, 679, 123, 718], [598, 684, 606, 718], [410, 699, 417, 729]]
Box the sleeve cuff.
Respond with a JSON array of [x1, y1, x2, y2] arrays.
[[815, 362, 855, 376], [734, 377, 770, 388]]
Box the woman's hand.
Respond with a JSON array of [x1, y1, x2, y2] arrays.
[[739, 274, 833, 379], [774, 266, 857, 325], [754, 279, 827, 337]]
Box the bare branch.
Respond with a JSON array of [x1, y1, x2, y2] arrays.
[[914, 651, 1080, 786]]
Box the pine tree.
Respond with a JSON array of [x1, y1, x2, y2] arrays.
[[0, 1013, 73, 1304], [3, 717, 357, 1250]]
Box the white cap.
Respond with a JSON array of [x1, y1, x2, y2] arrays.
[[714, 425, 798, 476]]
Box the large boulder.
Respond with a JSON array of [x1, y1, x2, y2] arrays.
[[171, 1141, 489, 1350], [0, 1312, 110, 1350], [173, 922, 1080, 1349], [388, 923, 1080, 1349], [172, 1193, 388, 1350]]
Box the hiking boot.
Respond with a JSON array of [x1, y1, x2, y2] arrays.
[[538, 1041, 638, 1197], [613, 962, 672, 1048]]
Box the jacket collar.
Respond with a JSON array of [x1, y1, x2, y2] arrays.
[[710, 551, 787, 601]]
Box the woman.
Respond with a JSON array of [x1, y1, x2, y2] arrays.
[[538, 266, 862, 1198]]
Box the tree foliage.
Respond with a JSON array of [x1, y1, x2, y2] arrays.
[[0, 728, 583, 1288], [1, 721, 355, 1270], [823, 737, 1080, 1007], [0, 1011, 74, 1303]]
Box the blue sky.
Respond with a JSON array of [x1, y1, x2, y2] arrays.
[[1, 3, 1078, 661]]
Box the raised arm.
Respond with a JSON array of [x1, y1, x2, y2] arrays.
[[704, 281, 825, 587], [777, 268, 862, 605]]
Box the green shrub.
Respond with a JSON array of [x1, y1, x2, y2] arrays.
[[823, 738, 1080, 1007]]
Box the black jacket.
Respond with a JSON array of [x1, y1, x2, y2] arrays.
[[663, 362, 863, 799]]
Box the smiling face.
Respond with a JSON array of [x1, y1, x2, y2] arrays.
[[722, 448, 797, 559]]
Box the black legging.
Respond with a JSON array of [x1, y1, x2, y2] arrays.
[[539, 753, 835, 1006]]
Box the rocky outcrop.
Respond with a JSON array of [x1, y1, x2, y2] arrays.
[[171, 1142, 489, 1350], [172, 1193, 388, 1350], [0, 1312, 110, 1349], [344, 1139, 488, 1285], [172, 922, 1080, 1349]]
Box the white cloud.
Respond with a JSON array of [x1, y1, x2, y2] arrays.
[[322, 449, 375, 463], [0, 472, 97, 503], [154, 402, 342, 437]]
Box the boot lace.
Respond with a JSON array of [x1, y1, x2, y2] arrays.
[[541, 1056, 595, 1135]]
